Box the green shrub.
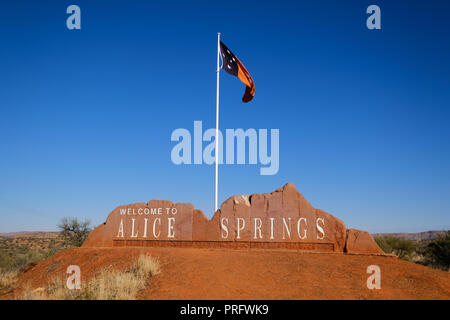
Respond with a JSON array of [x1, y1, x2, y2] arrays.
[[420, 231, 450, 270], [374, 236, 417, 261]]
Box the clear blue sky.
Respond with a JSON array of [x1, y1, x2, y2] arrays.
[[1, 0, 449, 233]]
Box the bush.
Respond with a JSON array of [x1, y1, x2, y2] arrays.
[[374, 236, 418, 261], [421, 231, 450, 271], [57, 218, 91, 247], [0, 246, 49, 272]]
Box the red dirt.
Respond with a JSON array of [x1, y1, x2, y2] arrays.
[[5, 247, 450, 300]]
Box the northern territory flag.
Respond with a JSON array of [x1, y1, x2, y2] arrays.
[[220, 41, 255, 103]]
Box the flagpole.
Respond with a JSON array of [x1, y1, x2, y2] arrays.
[[215, 32, 220, 213]]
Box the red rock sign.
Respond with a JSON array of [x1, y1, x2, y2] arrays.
[[83, 183, 384, 255]]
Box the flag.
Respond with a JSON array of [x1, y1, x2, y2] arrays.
[[219, 41, 255, 103]]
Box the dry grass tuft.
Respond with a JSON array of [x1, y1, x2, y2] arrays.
[[130, 254, 161, 278], [0, 269, 19, 294], [18, 284, 48, 300], [18, 254, 160, 300]]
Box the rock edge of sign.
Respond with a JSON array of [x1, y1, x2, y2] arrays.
[[83, 183, 384, 255]]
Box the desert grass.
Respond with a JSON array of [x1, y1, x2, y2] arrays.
[[0, 269, 19, 294], [0, 236, 65, 274], [19, 254, 160, 300]]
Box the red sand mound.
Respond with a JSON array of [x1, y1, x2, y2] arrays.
[[7, 247, 450, 300]]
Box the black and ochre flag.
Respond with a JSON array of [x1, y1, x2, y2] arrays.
[[220, 41, 255, 103]]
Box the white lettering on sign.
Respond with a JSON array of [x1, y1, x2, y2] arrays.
[[221, 218, 229, 239], [114, 208, 328, 241]]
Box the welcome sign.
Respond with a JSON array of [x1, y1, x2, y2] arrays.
[[83, 184, 383, 254]]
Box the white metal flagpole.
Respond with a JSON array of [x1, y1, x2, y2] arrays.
[[215, 32, 221, 213]]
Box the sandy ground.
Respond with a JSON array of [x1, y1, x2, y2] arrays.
[[3, 247, 450, 300]]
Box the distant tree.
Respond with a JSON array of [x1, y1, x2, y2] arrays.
[[57, 218, 91, 247], [422, 231, 450, 270]]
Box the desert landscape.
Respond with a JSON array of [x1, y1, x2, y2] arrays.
[[1, 0, 449, 306], [1, 184, 449, 300]]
